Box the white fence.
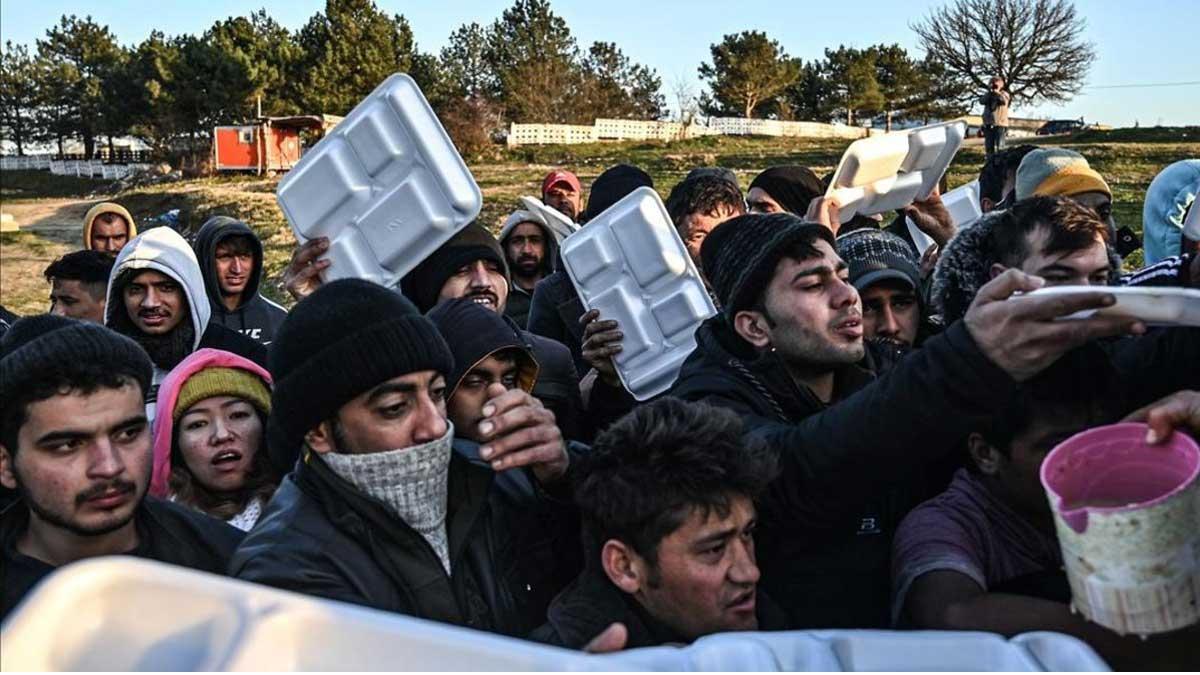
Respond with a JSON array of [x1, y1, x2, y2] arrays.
[[0, 155, 52, 171], [0, 156, 151, 179], [508, 116, 882, 146]]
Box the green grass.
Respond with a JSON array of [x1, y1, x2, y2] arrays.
[[2, 128, 1197, 314]]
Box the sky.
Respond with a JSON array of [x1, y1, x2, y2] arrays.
[[1, 0, 1195, 127]]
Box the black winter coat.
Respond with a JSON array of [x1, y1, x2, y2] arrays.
[[193, 217, 288, 347], [517, 325, 585, 443], [669, 316, 1018, 629], [2, 497, 244, 620], [526, 271, 588, 375], [530, 565, 789, 650], [229, 442, 576, 637], [197, 321, 269, 369]]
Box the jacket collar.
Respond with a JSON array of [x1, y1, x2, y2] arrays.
[[696, 317, 878, 421]]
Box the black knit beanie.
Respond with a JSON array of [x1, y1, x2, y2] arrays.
[[701, 213, 836, 321], [401, 223, 509, 313], [267, 278, 454, 471], [582, 164, 654, 223], [749, 166, 825, 216], [0, 315, 153, 421]]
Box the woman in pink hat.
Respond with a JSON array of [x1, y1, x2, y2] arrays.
[[151, 348, 278, 530]]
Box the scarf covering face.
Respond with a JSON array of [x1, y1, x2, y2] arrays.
[[320, 423, 455, 574]]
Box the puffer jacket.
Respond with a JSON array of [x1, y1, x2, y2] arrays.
[[229, 440, 577, 637], [669, 316, 1018, 629], [193, 217, 288, 347]]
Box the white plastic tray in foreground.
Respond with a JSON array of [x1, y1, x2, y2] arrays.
[[275, 73, 482, 287], [0, 558, 1109, 671], [560, 187, 717, 400], [826, 121, 967, 224], [1024, 285, 1200, 327]]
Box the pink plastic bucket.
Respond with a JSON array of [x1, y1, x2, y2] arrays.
[[1040, 422, 1200, 635]]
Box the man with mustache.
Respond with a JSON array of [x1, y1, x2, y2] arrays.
[[105, 227, 266, 421], [0, 316, 244, 620], [192, 216, 289, 347], [669, 212, 1150, 629], [402, 224, 584, 442], [498, 208, 559, 328]]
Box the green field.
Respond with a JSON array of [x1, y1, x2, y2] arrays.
[[2, 127, 1197, 316]]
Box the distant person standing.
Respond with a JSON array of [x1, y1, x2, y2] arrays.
[[980, 76, 1011, 158]]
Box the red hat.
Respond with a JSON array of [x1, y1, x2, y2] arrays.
[[542, 169, 581, 195]]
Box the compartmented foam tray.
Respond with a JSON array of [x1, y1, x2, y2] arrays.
[[276, 73, 482, 288], [826, 121, 967, 224], [560, 187, 717, 400]]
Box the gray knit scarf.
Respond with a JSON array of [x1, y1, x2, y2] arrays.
[[321, 424, 454, 574]]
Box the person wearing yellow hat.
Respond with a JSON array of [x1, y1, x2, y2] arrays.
[[82, 202, 137, 253], [1013, 148, 1116, 241]]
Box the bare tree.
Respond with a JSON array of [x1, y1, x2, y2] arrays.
[[911, 0, 1095, 107], [671, 74, 698, 126]]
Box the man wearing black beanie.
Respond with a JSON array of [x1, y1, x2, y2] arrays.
[[0, 316, 243, 620], [527, 164, 654, 375], [232, 279, 577, 637], [401, 224, 584, 442]]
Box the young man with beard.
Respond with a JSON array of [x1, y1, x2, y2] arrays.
[[541, 170, 583, 223], [669, 212, 1152, 629], [44, 250, 114, 324], [82, 202, 137, 254], [0, 316, 243, 620], [192, 216, 288, 347], [498, 209, 559, 328], [836, 229, 928, 351], [532, 397, 787, 650], [231, 280, 576, 636], [401, 224, 584, 442], [105, 227, 266, 419]]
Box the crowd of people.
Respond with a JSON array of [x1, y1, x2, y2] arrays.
[[1, 128, 1198, 668]]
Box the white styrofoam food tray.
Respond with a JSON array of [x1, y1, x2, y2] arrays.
[[942, 179, 983, 228], [560, 187, 716, 400], [519, 195, 579, 242], [826, 121, 967, 224], [0, 558, 1110, 671], [275, 73, 482, 287], [1025, 286, 1200, 326]]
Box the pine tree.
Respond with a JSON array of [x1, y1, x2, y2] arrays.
[[697, 31, 800, 119], [36, 15, 125, 157]]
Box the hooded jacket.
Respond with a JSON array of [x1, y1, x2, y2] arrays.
[[1142, 159, 1200, 266], [83, 202, 137, 250], [669, 315, 1019, 629], [229, 441, 576, 638], [499, 210, 561, 329], [193, 217, 288, 346], [105, 227, 267, 418], [403, 226, 585, 442], [149, 348, 274, 498]]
